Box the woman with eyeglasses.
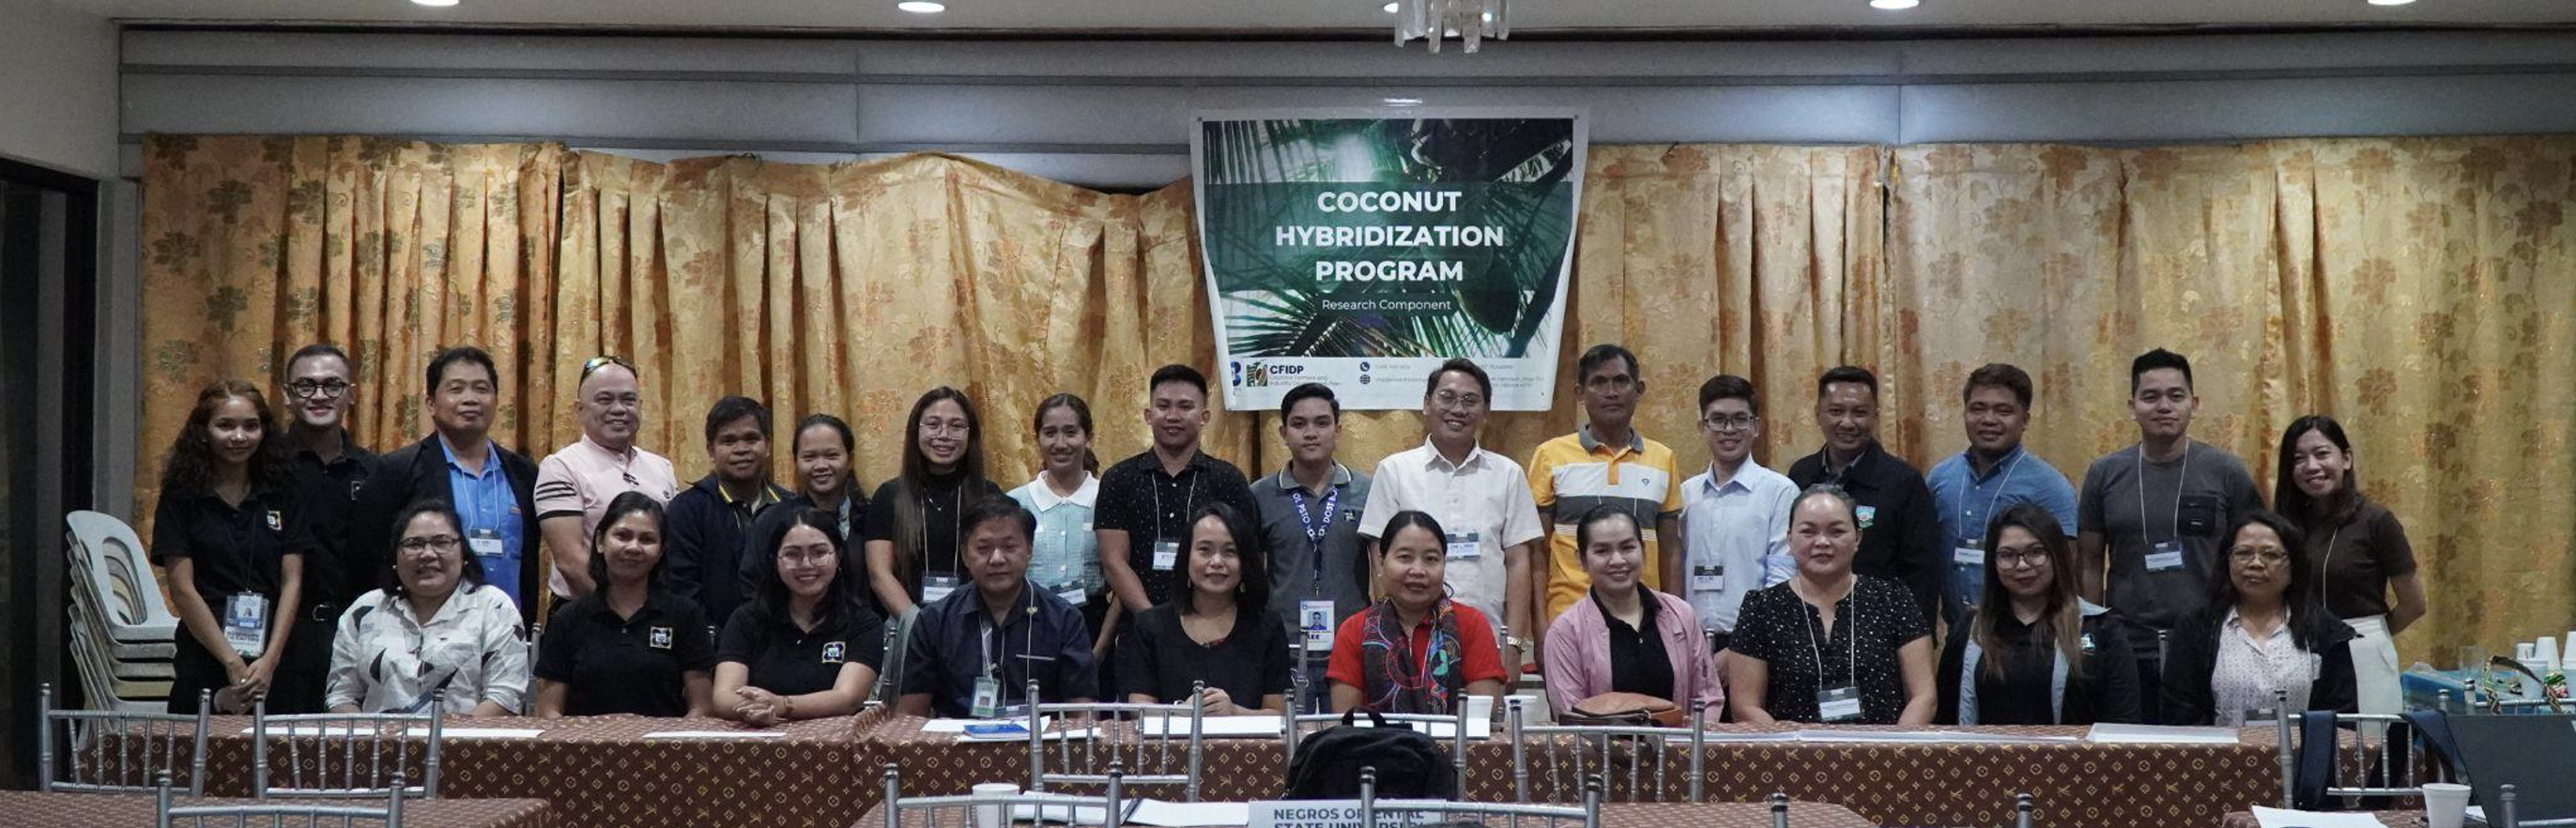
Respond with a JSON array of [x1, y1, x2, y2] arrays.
[[326, 499, 530, 714], [2158, 510, 2357, 727], [1934, 503, 2139, 725], [865, 388, 1004, 617], [716, 508, 883, 726], [2274, 415, 2422, 721]]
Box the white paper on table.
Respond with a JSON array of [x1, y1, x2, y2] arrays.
[[1667, 730, 1802, 744], [2085, 724, 2246, 744], [640, 729, 789, 739], [923, 716, 1053, 734], [1007, 795, 1131, 826], [1791, 729, 2083, 744], [438, 728, 545, 740], [239, 726, 381, 737], [1126, 799, 1253, 826], [2467, 805, 2486, 825], [2251, 806, 2398, 828], [1137, 716, 1282, 739], [1403, 718, 1492, 740]]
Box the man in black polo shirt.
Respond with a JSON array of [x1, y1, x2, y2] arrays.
[[1786, 365, 1943, 629], [897, 496, 1096, 717], [665, 396, 792, 623], [277, 343, 376, 713], [1094, 364, 1261, 696]]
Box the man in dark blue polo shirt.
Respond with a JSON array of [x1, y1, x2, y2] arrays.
[[897, 495, 1096, 717], [665, 396, 792, 623]]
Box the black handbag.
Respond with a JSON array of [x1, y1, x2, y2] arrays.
[[1285, 709, 1458, 800]]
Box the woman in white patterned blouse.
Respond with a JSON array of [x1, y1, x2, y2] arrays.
[[326, 499, 531, 715], [2157, 510, 2356, 726]]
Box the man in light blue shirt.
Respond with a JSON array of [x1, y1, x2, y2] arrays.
[[1675, 375, 1798, 656], [1926, 363, 2078, 631]]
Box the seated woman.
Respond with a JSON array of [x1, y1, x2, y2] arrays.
[[535, 492, 717, 717], [2160, 510, 2357, 727], [1726, 484, 1934, 725], [326, 499, 529, 715], [1541, 505, 1724, 723], [715, 508, 883, 726], [1118, 502, 1292, 715], [1934, 503, 2139, 725], [1327, 511, 1507, 714]]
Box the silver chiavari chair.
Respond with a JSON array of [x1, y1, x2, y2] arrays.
[[1508, 694, 1707, 803], [1358, 767, 1598, 828], [250, 693, 443, 799], [1026, 680, 1206, 801], [154, 771, 405, 828], [884, 762, 1132, 828], [37, 683, 213, 795]]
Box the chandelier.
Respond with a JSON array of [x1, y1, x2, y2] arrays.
[[1394, 0, 1510, 54]]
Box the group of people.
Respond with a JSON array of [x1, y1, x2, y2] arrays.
[[148, 338, 2421, 730]]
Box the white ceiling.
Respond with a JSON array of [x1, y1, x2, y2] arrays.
[[54, 0, 2576, 33]]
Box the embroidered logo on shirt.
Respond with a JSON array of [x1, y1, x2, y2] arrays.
[[1855, 505, 1878, 529], [821, 641, 846, 664], [266, 510, 284, 531], [349, 477, 366, 498], [648, 626, 673, 650]]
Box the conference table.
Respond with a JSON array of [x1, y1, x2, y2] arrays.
[[0, 790, 554, 828], [2218, 811, 2425, 828], [852, 801, 1879, 828]]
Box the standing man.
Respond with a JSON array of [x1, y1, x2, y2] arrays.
[[347, 345, 543, 621], [534, 356, 681, 601], [1676, 374, 1799, 660], [2078, 348, 2262, 722], [1786, 365, 1943, 629], [665, 396, 792, 624], [1529, 344, 1685, 644], [1357, 359, 1542, 678], [1925, 363, 2078, 630], [276, 343, 376, 713], [1249, 383, 1373, 713], [1095, 364, 1262, 696]]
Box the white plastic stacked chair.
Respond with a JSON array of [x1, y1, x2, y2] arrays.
[[884, 762, 1132, 828], [156, 771, 405, 828], [37, 682, 212, 795], [63, 510, 181, 712], [1025, 680, 1207, 801], [250, 697, 444, 800]]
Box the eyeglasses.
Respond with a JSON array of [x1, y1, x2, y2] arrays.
[[1995, 548, 2050, 569], [396, 535, 462, 554], [920, 421, 972, 437], [286, 378, 352, 400], [1431, 391, 1486, 411], [1703, 414, 1759, 433], [578, 355, 636, 383], [2228, 547, 2291, 565], [777, 547, 837, 566]]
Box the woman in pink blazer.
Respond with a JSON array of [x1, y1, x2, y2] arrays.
[[1541, 505, 1724, 723]]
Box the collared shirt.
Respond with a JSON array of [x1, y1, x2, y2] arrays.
[[440, 435, 530, 607], [325, 584, 530, 714], [2077, 440, 2263, 636], [1528, 426, 1686, 621], [1010, 473, 1103, 603], [1540, 588, 1725, 721], [1357, 440, 1545, 636], [715, 603, 885, 698], [1679, 458, 1800, 635], [1598, 590, 1676, 701], [1251, 463, 1374, 642], [1094, 450, 1261, 607], [535, 435, 682, 598], [150, 487, 297, 604], [286, 432, 376, 607], [664, 474, 793, 624], [900, 582, 1097, 717], [2211, 608, 2317, 727], [535, 590, 716, 716], [737, 487, 865, 606], [1787, 441, 1945, 628], [1323, 601, 1509, 713], [1927, 445, 2078, 546]]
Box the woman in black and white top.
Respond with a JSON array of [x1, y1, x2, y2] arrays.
[[2159, 510, 2357, 726], [1727, 483, 1934, 725], [327, 499, 530, 715]]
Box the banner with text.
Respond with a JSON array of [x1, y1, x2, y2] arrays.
[[1192, 109, 1587, 410]]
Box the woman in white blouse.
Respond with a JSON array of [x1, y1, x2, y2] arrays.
[[2158, 510, 2357, 726], [327, 499, 531, 715]]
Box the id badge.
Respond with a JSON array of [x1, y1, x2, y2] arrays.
[[1953, 544, 1986, 566], [468, 529, 506, 561], [1299, 600, 1336, 652], [925, 575, 959, 604], [1692, 564, 1725, 593], [1152, 540, 1181, 571], [223, 592, 268, 657], [972, 676, 1003, 719], [2144, 540, 2186, 572], [1817, 686, 1863, 723], [1055, 584, 1088, 606], [1445, 530, 1482, 560]]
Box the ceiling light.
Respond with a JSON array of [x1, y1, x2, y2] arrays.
[[897, 0, 945, 12], [1394, 0, 1508, 54], [2366, 0, 2415, 5], [410, 0, 458, 7], [1869, 0, 1919, 8], [1383, 98, 1423, 106], [1383, 2, 1398, 12]]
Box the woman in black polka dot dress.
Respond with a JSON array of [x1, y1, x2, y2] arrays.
[[1725, 484, 1936, 725]]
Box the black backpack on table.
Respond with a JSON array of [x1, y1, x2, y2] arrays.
[[1285, 709, 1459, 800]]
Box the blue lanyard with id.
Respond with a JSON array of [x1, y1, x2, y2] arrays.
[[1292, 485, 1341, 652]]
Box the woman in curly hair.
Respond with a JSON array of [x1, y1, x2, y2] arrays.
[[151, 379, 313, 713]]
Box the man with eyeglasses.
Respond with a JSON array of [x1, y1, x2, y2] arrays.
[[1677, 375, 1798, 660], [346, 345, 545, 623], [268, 344, 376, 713], [1925, 363, 2078, 631], [1528, 345, 1685, 645], [1357, 358, 1542, 673], [1786, 365, 1944, 630], [535, 355, 681, 600]]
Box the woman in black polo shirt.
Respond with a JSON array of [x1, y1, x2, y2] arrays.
[[1117, 502, 1291, 714], [151, 380, 312, 713], [717, 508, 884, 726], [535, 492, 717, 717]]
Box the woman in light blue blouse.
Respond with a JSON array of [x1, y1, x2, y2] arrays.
[[1009, 393, 1110, 655]]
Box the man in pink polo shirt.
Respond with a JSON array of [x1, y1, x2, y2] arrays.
[[536, 356, 681, 600]]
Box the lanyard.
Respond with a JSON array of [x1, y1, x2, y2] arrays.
[[1150, 462, 1203, 540], [1291, 481, 1340, 595], [921, 483, 965, 579], [1801, 581, 1861, 690], [978, 590, 1039, 681], [1961, 451, 2026, 541], [2135, 443, 2191, 543], [2313, 526, 2344, 610]]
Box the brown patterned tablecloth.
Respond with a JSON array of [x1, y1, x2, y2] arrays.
[[0, 790, 553, 828], [2219, 810, 2423, 828], [852, 800, 1877, 828], [176, 712, 884, 828]]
